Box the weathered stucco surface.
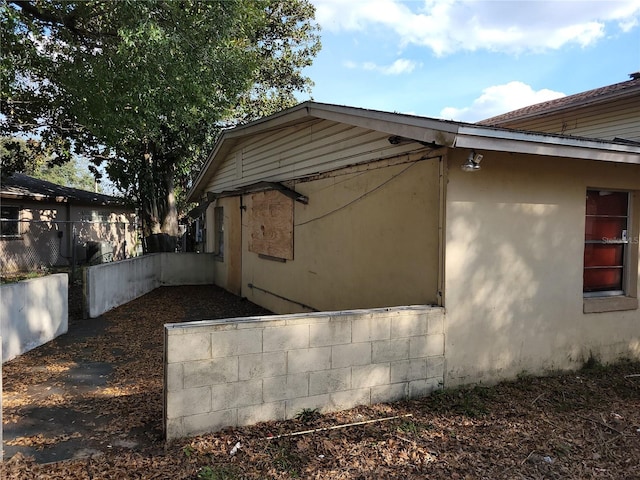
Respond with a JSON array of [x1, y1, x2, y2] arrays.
[[444, 150, 640, 386]]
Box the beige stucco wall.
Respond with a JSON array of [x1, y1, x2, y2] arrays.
[[444, 150, 640, 386], [230, 157, 442, 313], [207, 196, 242, 295]]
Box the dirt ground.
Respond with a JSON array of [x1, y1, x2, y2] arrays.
[[2, 284, 640, 479]]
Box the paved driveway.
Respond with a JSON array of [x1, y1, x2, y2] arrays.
[[2, 284, 270, 463]]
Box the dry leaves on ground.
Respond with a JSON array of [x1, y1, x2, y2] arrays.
[[2, 285, 639, 479]]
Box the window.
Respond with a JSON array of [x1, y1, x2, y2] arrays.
[[583, 190, 629, 296], [214, 206, 224, 258], [0, 205, 20, 238]]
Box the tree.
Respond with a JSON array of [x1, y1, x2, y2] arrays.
[[1, 0, 320, 250]]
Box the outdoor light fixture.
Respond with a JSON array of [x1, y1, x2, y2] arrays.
[[461, 150, 483, 172]]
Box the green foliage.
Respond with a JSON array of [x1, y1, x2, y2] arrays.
[[397, 420, 420, 435], [197, 465, 240, 480], [429, 385, 495, 418], [295, 407, 320, 423], [267, 439, 303, 476], [2, 0, 320, 238], [33, 158, 99, 192]]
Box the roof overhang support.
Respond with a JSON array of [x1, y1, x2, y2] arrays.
[[216, 181, 308, 204]]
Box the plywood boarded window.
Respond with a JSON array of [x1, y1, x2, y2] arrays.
[[248, 190, 293, 260]]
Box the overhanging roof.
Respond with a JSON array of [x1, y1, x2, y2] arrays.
[[187, 101, 640, 203]]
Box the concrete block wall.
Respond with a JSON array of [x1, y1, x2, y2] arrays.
[[1, 274, 68, 362], [164, 305, 445, 440], [85, 253, 216, 318]]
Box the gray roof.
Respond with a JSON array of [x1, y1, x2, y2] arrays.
[[0, 173, 127, 206]]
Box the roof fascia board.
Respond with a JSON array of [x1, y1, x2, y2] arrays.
[[455, 126, 640, 164], [306, 103, 459, 145]]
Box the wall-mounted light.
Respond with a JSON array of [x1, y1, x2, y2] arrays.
[[461, 150, 483, 172]]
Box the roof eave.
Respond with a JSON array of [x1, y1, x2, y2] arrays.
[[456, 126, 640, 164]]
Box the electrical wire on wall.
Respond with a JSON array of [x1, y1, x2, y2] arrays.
[[294, 161, 419, 227]]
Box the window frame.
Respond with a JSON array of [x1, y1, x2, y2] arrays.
[[583, 188, 639, 314], [214, 206, 224, 259], [583, 189, 630, 297], [0, 205, 21, 238]]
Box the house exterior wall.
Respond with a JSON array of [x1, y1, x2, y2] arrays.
[[207, 196, 242, 295], [0, 200, 136, 274], [207, 155, 442, 313], [444, 149, 640, 386], [493, 96, 640, 142]]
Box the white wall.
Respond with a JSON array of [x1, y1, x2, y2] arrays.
[[1, 274, 68, 362], [165, 305, 445, 440], [85, 253, 216, 318]]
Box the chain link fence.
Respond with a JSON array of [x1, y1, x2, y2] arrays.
[[0, 218, 140, 282]]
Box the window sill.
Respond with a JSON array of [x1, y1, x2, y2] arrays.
[[583, 296, 638, 314]]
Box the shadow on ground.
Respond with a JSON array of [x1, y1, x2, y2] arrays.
[[2, 284, 271, 463]]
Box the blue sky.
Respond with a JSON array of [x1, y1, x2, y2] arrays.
[[303, 0, 640, 121]]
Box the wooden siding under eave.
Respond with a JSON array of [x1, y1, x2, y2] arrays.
[[496, 96, 640, 142], [205, 119, 428, 193]]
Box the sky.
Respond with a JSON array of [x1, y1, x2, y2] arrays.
[[303, 0, 640, 122]]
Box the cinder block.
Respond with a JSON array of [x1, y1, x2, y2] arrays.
[[167, 333, 210, 363], [165, 417, 184, 440], [409, 377, 442, 398], [427, 311, 444, 334], [212, 379, 263, 411], [210, 329, 263, 358], [309, 367, 351, 395], [330, 388, 370, 410], [183, 409, 238, 436], [427, 355, 445, 379], [409, 336, 429, 359], [238, 401, 286, 426], [183, 357, 238, 388], [166, 386, 211, 418], [352, 363, 390, 389], [371, 383, 408, 404], [390, 359, 427, 383], [352, 316, 390, 343], [287, 347, 331, 374], [426, 334, 445, 356], [285, 394, 330, 419], [263, 324, 309, 352], [310, 320, 351, 347], [263, 373, 309, 402], [166, 362, 184, 392], [372, 338, 409, 363], [239, 352, 287, 380], [391, 314, 427, 338], [331, 343, 372, 368]]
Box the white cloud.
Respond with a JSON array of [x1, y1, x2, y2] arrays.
[[312, 0, 640, 55], [346, 58, 419, 74], [439, 81, 565, 122]]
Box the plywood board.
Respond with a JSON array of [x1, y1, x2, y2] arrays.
[[248, 190, 294, 260]]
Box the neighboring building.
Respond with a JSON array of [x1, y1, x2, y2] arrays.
[[187, 101, 639, 389], [1, 173, 138, 274], [479, 72, 640, 142]]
